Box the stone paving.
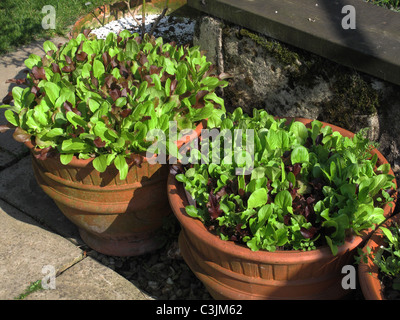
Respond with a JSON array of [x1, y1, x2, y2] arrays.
[[0, 38, 152, 300]]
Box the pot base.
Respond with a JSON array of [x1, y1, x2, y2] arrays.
[[79, 228, 165, 257]]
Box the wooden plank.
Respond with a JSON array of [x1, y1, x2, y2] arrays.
[[188, 0, 400, 86]]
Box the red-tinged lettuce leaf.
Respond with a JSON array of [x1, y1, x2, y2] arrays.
[[5, 78, 27, 85], [102, 52, 111, 67], [315, 133, 324, 146], [13, 127, 31, 143], [109, 89, 121, 102], [104, 74, 117, 88], [130, 154, 144, 168], [120, 108, 132, 118], [31, 86, 40, 97], [94, 137, 106, 148], [149, 65, 162, 75], [192, 90, 209, 109], [62, 65, 76, 73], [34, 146, 54, 160], [207, 192, 223, 220], [64, 55, 73, 65], [51, 63, 61, 74], [170, 79, 177, 94], [293, 163, 302, 177], [76, 51, 88, 62], [31, 66, 46, 80], [63, 101, 73, 112], [300, 226, 317, 239], [139, 53, 149, 66]]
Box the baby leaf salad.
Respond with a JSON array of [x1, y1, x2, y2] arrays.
[[0, 30, 227, 179], [174, 108, 396, 255]]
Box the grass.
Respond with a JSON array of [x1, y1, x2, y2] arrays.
[[0, 0, 117, 55], [365, 0, 400, 11], [14, 280, 43, 300]]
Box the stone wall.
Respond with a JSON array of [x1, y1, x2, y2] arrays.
[[193, 15, 400, 175]]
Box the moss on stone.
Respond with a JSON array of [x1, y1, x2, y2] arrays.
[[238, 28, 327, 89], [239, 29, 301, 69], [318, 73, 380, 130]]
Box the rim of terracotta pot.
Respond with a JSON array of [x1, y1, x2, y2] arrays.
[[359, 213, 400, 300], [167, 117, 397, 264], [22, 119, 206, 168]]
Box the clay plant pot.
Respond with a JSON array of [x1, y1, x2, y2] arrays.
[[25, 121, 204, 257], [167, 119, 397, 299], [358, 213, 400, 300]]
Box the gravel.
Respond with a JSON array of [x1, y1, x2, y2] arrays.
[[85, 215, 213, 300], [90, 14, 196, 45]]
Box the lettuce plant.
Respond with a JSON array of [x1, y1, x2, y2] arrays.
[[0, 30, 228, 179], [174, 108, 396, 255], [374, 222, 400, 293], [358, 221, 400, 297]]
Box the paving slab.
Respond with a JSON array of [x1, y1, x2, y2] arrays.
[[0, 199, 84, 300], [0, 156, 82, 244], [26, 256, 153, 300], [0, 149, 18, 170]]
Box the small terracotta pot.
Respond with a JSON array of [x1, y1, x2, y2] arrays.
[[25, 121, 205, 257], [167, 118, 397, 299], [358, 213, 400, 300]]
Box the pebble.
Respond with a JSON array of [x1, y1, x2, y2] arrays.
[[90, 14, 195, 45], [147, 280, 159, 290], [175, 288, 183, 297], [115, 259, 123, 268], [179, 278, 191, 288]]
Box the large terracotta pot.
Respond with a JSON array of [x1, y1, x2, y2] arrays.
[[359, 213, 400, 300], [25, 121, 204, 257], [167, 118, 397, 299]]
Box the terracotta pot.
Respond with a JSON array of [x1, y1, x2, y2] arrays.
[[359, 213, 400, 300], [167, 118, 397, 299], [25, 121, 205, 257]]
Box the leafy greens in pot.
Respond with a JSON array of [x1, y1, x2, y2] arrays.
[[175, 108, 396, 255], [1, 31, 228, 179]]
